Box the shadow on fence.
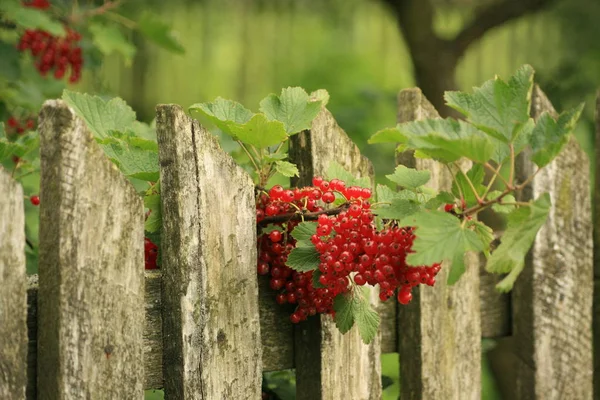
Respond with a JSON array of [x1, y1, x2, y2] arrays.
[[0, 87, 594, 399]]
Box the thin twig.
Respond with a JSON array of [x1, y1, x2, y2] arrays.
[[459, 168, 482, 204], [508, 144, 515, 189], [483, 162, 510, 187], [258, 203, 349, 226]]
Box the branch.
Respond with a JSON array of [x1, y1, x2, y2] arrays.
[[258, 204, 349, 227], [453, 0, 557, 57]]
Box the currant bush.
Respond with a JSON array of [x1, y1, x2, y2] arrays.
[[257, 177, 442, 324]]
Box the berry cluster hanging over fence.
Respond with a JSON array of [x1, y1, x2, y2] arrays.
[[0, 86, 595, 399]]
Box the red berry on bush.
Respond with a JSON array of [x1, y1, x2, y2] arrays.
[[30, 195, 40, 206]]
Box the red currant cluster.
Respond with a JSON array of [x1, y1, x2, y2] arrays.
[[17, 0, 83, 83], [144, 238, 158, 270], [6, 116, 36, 135], [257, 177, 442, 324]]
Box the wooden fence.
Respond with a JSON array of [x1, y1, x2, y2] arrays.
[[0, 87, 594, 399]]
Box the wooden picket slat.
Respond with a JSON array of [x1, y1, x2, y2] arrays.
[[595, 89, 600, 400], [37, 100, 145, 399], [0, 168, 27, 399], [512, 86, 593, 399], [156, 105, 262, 399], [395, 88, 481, 400], [289, 108, 382, 400]]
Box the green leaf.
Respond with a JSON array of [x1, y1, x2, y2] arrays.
[[62, 91, 137, 139], [425, 191, 455, 210], [368, 127, 403, 144], [444, 65, 534, 143], [373, 198, 420, 220], [490, 193, 517, 214], [355, 289, 380, 344], [333, 293, 355, 334], [529, 104, 583, 167], [0, 42, 21, 81], [259, 87, 322, 134], [1, 2, 64, 36], [97, 133, 159, 181], [386, 165, 430, 190], [137, 12, 185, 54], [228, 114, 288, 148], [468, 220, 495, 252], [325, 161, 371, 188], [286, 246, 320, 272], [333, 288, 380, 344], [486, 195, 551, 291], [189, 97, 253, 136], [291, 221, 317, 244], [375, 184, 397, 204], [0, 127, 38, 161], [447, 252, 466, 285], [144, 189, 162, 233], [451, 164, 486, 208], [274, 160, 299, 178], [401, 210, 484, 267], [89, 23, 136, 65], [264, 153, 288, 162]]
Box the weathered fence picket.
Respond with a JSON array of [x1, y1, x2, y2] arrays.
[[595, 90, 600, 400], [156, 105, 262, 399], [37, 100, 145, 399], [0, 169, 27, 399], [511, 87, 593, 399], [289, 108, 382, 400], [395, 88, 481, 400]]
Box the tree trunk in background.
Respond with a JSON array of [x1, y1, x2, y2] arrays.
[[381, 0, 558, 117]]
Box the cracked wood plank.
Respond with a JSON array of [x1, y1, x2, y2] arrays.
[[37, 100, 145, 399], [289, 107, 382, 400], [0, 168, 27, 399], [395, 88, 481, 400], [512, 86, 593, 399], [156, 105, 261, 399]]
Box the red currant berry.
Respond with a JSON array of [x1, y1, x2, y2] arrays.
[[30, 195, 40, 206]]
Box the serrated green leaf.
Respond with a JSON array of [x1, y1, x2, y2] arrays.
[[98, 133, 159, 181], [264, 152, 288, 162], [144, 192, 162, 233], [529, 104, 583, 167], [1, 2, 64, 36], [491, 194, 517, 214], [375, 184, 396, 204], [259, 87, 322, 134], [402, 210, 484, 267], [467, 219, 494, 255], [189, 97, 253, 134], [333, 293, 355, 333], [486, 195, 551, 287], [373, 198, 420, 220], [0, 128, 38, 161], [274, 160, 299, 177], [260, 224, 284, 235], [228, 113, 288, 148], [425, 191, 455, 210], [397, 119, 497, 163], [62, 91, 137, 139], [325, 161, 371, 188], [286, 245, 320, 272], [355, 291, 380, 344], [291, 221, 317, 244], [447, 252, 465, 285], [444, 65, 534, 143], [89, 23, 136, 65], [451, 164, 485, 208], [368, 127, 402, 144], [386, 165, 430, 190], [137, 12, 185, 54]]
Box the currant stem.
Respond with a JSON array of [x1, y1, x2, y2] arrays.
[[459, 168, 482, 204], [258, 203, 349, 226], [483, 162, 511, 188], [481, 162, 502, 200], [508, 144, 515, 189], [238, 141, 260, 175]]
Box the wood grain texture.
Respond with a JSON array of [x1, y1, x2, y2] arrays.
[[479, 252, 510, 338], [0, 168, 27, 400], [37, 100, 145, 399], [26, 275, 38, 400], [156, 105, 262, 399], [144, 270, 163, 389], [289, 108, 382, 400], [396, 88, 481, 400], [594, 90, 600, 400], [512, 86, 593, 399]]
